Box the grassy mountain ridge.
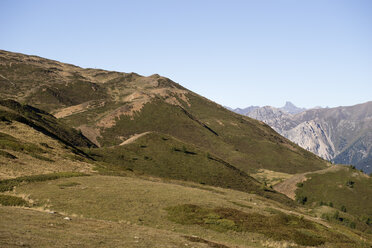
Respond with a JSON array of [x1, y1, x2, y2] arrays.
[[0, 49, 328, 175], [295, 165, 372, 232], [0, 98, 293, 205], [0, 99, 96, 149]]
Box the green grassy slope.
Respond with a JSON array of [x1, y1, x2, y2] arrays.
[[295, 166, 372, 231], [184, 93, 328, 173], [88, 132, 293, 205], [0, 98, 291, 205]]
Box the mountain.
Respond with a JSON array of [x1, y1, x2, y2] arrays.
[[243, 106, 297, 132], [1, 50, 372, 247], [231, 102, 372, 173], [293, 102, 372, 173], [0, 50, 328, 175], [280, 101, 307, 114], [227, 106, 260, 115], [229, 101, 306, 116]]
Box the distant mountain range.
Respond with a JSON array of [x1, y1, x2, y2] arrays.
[[229, 102, 372, 174], [227, 101, 307, 115]]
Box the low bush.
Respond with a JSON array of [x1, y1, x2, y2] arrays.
[[0, 172, 88, 192], [0, 194, 28, 206], [296, 182, 304, 187], [296, 195, 307, 205], [345, 180, 355, 188], [166, 204, 344, 246]]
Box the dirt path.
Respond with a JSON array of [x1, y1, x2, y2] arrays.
[[119, 132, 151, 146], [274, 166, 341, 200]]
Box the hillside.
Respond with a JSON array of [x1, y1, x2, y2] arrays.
[[0, 50, 328, 175], [0, 50, 372, 247], [0, 99, 94, 179], [232, 102, 372, 173]]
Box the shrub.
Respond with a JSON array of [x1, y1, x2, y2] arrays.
[[296, 195, 307, 205], [166, 204, 327, 246], [340, 205, 347, 212], [362, 217, 371, 226], [345, 180, 355, 188], [333, 211, 339, 220], [0, 172, 89, 192], [296, 182, 304, 187]]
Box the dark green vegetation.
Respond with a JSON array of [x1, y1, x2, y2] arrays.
[[296, 166, 372, 231], [183, 94, 327, 174], [167, 204, 355, 247], [88, 132, 293, 206], [296, 166, 372, 217], [0, 172, 88, 192], [0, 194, 28, 206], [91, 98, 328, 175]]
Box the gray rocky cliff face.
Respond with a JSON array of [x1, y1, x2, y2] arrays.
[[283, 120, 335, 161], [230, 101, 372, 173]]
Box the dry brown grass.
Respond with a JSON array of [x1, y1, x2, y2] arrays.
[[0, 122, 92, 179], [11, 174, 372, 247], [0, 206, 214, 248]]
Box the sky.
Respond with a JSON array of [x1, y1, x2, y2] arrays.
[[1, 0, 371, 109]]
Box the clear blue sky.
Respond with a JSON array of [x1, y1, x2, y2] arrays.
[[1, 0, 371, 108]]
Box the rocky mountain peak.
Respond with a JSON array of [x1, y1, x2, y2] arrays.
[[280, 101, 306, 114]]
